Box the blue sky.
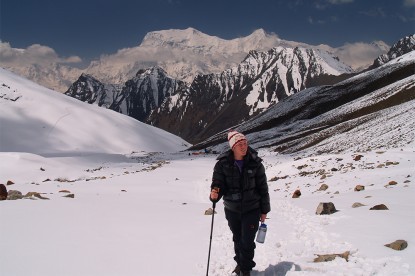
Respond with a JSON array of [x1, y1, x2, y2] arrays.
[[1, 0, 414, 62]]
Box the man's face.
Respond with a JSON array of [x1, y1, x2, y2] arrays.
[[233, 139, 248, 156]]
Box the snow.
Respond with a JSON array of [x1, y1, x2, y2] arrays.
[[1, 68, 414, 276]]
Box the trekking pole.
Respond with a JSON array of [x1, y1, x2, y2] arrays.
[[206, 187, 219, 276], [206, 201, 216, 276]]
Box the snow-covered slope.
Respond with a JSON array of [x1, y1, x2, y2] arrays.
[[0, 68, 190, 154], [192, 51, 415, 154]]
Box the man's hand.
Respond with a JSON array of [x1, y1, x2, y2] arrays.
[[260, 214, 267, 223], [210, 187, 220, 201]]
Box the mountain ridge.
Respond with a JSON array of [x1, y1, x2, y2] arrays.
[[1, 28, 390, 92]]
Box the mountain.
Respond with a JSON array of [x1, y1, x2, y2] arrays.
[[148, 46, 354, 143], [66, 45, 354, 144], [84, 28, 296, 84], [0, 67, 190, 154], [190, 51, 415, 154], [2, 28, 390, 92], [372, 34, 415, 68], [65, 67, 187, 122]]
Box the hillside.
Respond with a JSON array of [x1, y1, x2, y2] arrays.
[[191, 51, 415, 154], [0, 68, 190, 154]]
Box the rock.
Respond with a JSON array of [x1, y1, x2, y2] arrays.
[[388, 180, 398, 186], [63, 194, 75, 198], [318, 184, 329, 191], [370, 204, 389, 210], [353, 155, 364, 161], [314, 251, 350, 262], [352, 202, 366, 208], [59, 190, 71, 193], [6, 180, 15, 185], [385, 240, 408, 251], [7, 190, 23, 200], [292, 189, 301, 198], [354, 185, 365, 191], [24, 192, 49, 200], [204, 208, 217, 215], [0, 184, 8, 200], [316, 202, 337, 215]]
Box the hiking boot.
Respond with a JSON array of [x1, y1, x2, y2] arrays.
[[239, 271, 250, 276], [232, 264, 240, 274]]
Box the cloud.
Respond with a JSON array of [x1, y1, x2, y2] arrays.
[[327, 0, 354, 4], [404, 0, 415, 7], [315, 0, 353, 9], [0, 42, 82, 67], [333, 41, 389, 70], [359, 7, 386, 18]]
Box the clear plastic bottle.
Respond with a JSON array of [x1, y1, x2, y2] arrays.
[[256, 223, 267, 243]]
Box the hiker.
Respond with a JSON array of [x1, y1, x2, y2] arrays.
[[209, 130, 271, 276]]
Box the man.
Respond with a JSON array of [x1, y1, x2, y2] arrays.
[[209, 130, 271, 276]]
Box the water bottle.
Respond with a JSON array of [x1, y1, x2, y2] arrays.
[[256, 223, 267, 243]]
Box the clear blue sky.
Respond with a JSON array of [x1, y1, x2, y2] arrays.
[[1, 0, 414, 61]]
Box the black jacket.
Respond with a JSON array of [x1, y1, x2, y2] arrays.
[[211, 147, 271, 214]]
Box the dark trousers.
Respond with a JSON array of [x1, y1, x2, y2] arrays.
[[225, 208, 260, 271]]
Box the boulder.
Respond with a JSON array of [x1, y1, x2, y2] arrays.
[[385, 240, 408, 251], [7, 190, 23, 200], [314, 251, 350, 262], [352, 202, 366, 208], [204, 208, 217, 215], [0, 184, 8, 200], [354, 185, 365, 191], [370, 204, 389, 210], [292, 189, 301, 198], [318, 184, 329, 191], [316, 202, 337, 215]]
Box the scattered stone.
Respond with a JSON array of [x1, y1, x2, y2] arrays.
[[403, 180, 410, 183], [43, 178, 51, 182], [292, 189, 301, 198], [316, 202, 337, 215], [297, 164, 308, 170], [370, 204, 389, 210], [7, 190, 23, 200], [6, 180, 15, 185], [269, 175, 289, 181], [388, 180, 398, 186], [318, 184, 329, 191], [385, 240, 408, 251], [204, 208, 217, 215], [353, 155, 364, 161], [354, 185, 365, 191], [40, 167, 45, 171], [63, 194, 75, 198], [24, 192, 49, 200], [0, 184, 8, 200], [121, 189, 127, 192], [314, 251, 350, 262], [352, 202, 366, 208]]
